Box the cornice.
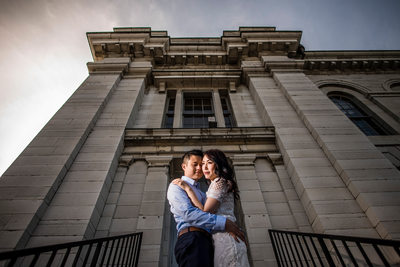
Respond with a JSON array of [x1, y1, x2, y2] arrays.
[[87, 27, 302, 66]]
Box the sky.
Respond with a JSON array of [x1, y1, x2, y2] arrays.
[[0, 0, 399, 176]]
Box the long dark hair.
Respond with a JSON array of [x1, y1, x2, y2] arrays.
[[204, 149, 240, 200]]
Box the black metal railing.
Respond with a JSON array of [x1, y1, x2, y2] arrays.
[[0, 232, 142, 267], [269, 229, 400, 267]]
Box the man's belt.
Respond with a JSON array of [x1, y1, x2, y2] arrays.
[[178, 226, 210, 237]]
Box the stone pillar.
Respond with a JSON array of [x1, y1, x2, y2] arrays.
[[248, 73, 378, 239], [232, 154, 276, 267], [137, 155, 172, 267], [0, 71, 124, 250], [212, 89, 225, 127], [173, 90, 182, 128], [271, 70, 400, 239]]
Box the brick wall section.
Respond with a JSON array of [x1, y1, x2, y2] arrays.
[[0, 74, 122, 251], [249, 75, 379, 238], [272, 72, 400, 239], [25, 77, 145, 247]]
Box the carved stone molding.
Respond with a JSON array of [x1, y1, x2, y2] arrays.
[[145, 155, 173, 167], [231, 154, 256, 166]]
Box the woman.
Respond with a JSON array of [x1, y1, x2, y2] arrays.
[[173, 149, 250, 267]]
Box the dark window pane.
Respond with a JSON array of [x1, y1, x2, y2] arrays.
[[164, 93, 176, 128], [182, 92, 214, 128], [329, 95, 386, 136]]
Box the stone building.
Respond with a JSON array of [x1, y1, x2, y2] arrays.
[[0, 26, 399, 266]]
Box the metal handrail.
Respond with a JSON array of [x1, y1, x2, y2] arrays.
[[0, 232, 143, 267], [269, 229, 400, 267]]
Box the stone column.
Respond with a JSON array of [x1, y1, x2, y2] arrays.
[[212, 89, 225, 127], [232, 154, 276, 267], [136, 155, 172, 267], [248, 72, 378, 239], [271, 70, 400, 239], [173, 90, 182, 128], [0, 70, 125, 250]]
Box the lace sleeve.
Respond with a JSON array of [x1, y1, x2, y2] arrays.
[[206, 178, 228, 202]]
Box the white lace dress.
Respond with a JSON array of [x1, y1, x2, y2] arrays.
[[207, 178, 250, 267]]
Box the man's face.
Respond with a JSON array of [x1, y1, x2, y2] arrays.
[[182, 155, 203, 181]]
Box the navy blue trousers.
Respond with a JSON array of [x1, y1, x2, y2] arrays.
[[174, 231, 214, 267]]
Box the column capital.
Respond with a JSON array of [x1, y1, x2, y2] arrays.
[[267, 153, 283, 165], [231, 154, 256, 166], [145, 155, 173, 167]]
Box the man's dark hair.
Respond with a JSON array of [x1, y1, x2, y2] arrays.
[[182, 149, 203, 164]]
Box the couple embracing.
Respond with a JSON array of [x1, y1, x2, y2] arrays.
[[167, 149, 250, 267]]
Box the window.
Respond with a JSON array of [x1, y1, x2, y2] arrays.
[[219, 90, 235, 127], [183, 92, 215, 128], [163, 90, 176, 128], [329, 94, 388, 136]]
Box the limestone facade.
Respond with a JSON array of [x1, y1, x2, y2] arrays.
[[0, 27, 399, 266]]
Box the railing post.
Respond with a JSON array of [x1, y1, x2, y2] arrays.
[[316, 237, 335, 267], [90, 240, 103, 267]]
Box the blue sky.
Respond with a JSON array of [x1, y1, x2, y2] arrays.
[[0, 0, 399, 175]]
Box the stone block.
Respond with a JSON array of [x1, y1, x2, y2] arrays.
[[139, 203, 165, 216], [121, 183, 145, 194], [259, 181, 283, 192], [138, 244, 161, 263], [262, 191, 287, 203], [269, 215, 297, 229], [137, 216, 164, 230], [102, 204, 116, 217], [237, 180, 261, 191], [247, 227, 269, 244], [3, 214, 39, 233], [58, 181, 103, 193], [124, 173, 147, 184], [255, 171, 279, 182], [110, 218, 137, 233], [26, 235, 81, 248], [0, 200, 43, 214], [240, 190, 264, 202], [235, 170, 258, 180], [376, 221, 400, 239], [244, 214, 271, 228], [266, 203, 291, 216], [365, 206, 400, 227], [114, 205, 139, 218], [51, 193, 99, 206], [357, 192, 400, 211], [348, 180, 400, 197], [64, 170, 109, 181], [33, 223, 87, 236], [118, 193, 142, 205], [110, 182, 123, 193], [97, 217, 112, 231], [142, 191, 166, 202], [249, 243, 276, 261], [106, 192, 119, 204], [312, 213, 372, 231], [241, 201, 268, 215], [42, 206, 94, 220], [293, 166, 338, 178], [141, 229, 163, 245]]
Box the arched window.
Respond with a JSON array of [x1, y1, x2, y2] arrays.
[[329, 94, 389, 136]]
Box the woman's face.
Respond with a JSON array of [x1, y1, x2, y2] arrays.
[[202, 155, 218, 180]]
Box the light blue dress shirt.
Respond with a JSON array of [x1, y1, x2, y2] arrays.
[[167, 176, 226, 234]]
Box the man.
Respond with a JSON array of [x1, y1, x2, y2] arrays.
[[167, 150, 245, 267]]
